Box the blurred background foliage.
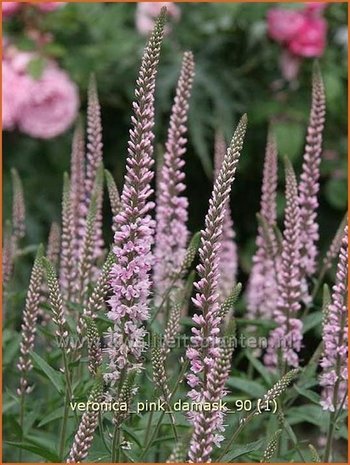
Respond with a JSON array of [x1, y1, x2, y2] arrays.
[[3, 2, 348, 287]]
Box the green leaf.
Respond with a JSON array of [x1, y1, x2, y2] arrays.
[[220, 439, 265, 461], [38, 406, 67, 427], [29, 351, 64, 394], [244, 350, 272, 384], [303, 311, 322, 333], [26, 57, 46, 80], [227, 377, 266, 398], [293, 385, 320, 404], [287, 404, 326, 427], [5, 441, 60, 462]]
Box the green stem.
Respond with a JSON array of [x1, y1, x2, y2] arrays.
[[111, 426, 121, 462], [99, 411, 111, 453], [140, 361, 189, 460], [59, 392, 70, 460], [19, 392, 25, 461], [217, 408, 258, 461]]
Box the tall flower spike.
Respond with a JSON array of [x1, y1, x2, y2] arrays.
[[186, 115, 247, 462], [87, 75, 104, 259], [43, 257, 70, 352], [319, 223, 348, 412], [67, 378, 103, 463], [17, 245, 44, 395], [153, 51, 195, 305], [298, 64, 326, 277], [214, 132, 238, 301], [2, 220, 14, 290], [11, 168, 26, 245], [105, 10, 166, 386], [59, 173, 76, 302], [265, 160, 303, 370], [70, 121, 86, 248], [246, 129, 278, 320]]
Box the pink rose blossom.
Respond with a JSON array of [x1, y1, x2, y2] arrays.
[[18, 65, 79, 139], [35, 2, 66, 12], [267, 8, 306, 43], [2, 60, 30, 130], [136, 2, 180, 35], [2, 2, 21, 18], [288, 17, 327, 57]]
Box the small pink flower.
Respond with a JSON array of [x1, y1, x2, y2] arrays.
[[136, 2, 180, 35], [267, 8, 306, 43], [18, 65, 79, 139], [35, 2, 66, 12], [288, 17, 327, 57], [2, 2, 21, 18]]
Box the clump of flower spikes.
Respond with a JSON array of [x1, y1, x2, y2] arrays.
[[67, 378, 103, 463], [17, 245, 44, 395], [186, 115, 247, 463], [319, 223, 348, 412], [105, 9, 166, 386], [214, 132, 238, 301], [246, 130, 278, 320], [153, 50, 195, 305], [298, 64, 326, 277], [264, 160, 303, 370]]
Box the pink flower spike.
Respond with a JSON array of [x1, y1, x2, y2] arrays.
[[105, 10, 166, 385], [298, 65, 326, 277], [214, 132, 238, 302], [153, 51, 195, 306], [187, 115, 247, 462], [246, 129, 278, 321], [320, 223, 348, 412], [265, 160, 303, 371]]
